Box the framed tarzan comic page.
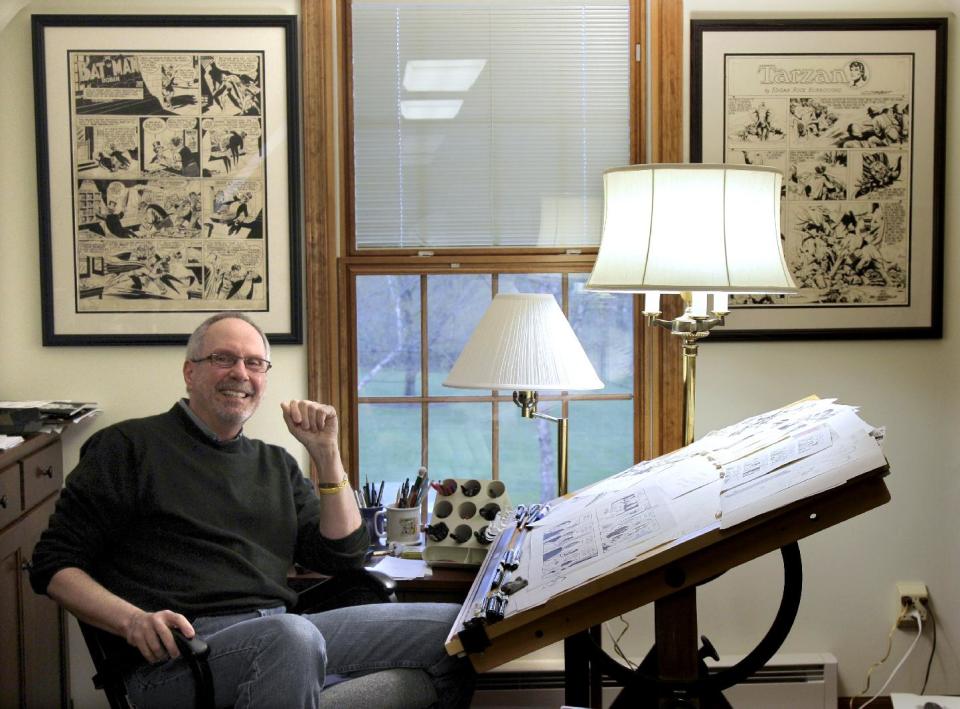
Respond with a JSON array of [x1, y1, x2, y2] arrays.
[[691, 18, 946, 340]]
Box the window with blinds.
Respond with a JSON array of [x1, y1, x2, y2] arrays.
[[351, 0, 630, 250]]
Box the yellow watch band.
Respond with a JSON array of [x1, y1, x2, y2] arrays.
[[316, 475, 350, 495]]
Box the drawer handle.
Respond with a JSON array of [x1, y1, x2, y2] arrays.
[[38, 465, 55, 479], [0, 495, 7, 509]]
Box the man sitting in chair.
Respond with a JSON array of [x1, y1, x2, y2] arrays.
[[29, 312, 475, 708]]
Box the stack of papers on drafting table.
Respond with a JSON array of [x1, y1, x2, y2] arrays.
[[703, 397, 885, 528], [506, 397, 885, 617]]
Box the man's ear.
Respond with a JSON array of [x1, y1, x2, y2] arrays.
[[183, 360, 194, 392]]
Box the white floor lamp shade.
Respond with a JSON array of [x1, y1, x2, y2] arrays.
[[587, 163, 797, 295]]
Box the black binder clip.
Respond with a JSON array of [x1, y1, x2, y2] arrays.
[[458, 617, 492, 654], [483, 592, 508, 623], [501, 576, 528, 595]]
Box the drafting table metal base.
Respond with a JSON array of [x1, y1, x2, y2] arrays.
[[563, 542, 802, 708]]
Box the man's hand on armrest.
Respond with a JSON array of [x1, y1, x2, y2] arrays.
[[48, 567, 196, 664], [122, 607, 196, 664]]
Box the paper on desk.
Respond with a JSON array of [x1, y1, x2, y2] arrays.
[[891, 694, 960, 709], [720, 423, 832, 492], [718, 407, 886, 528], [649, 454, 721, 500], [506, 450, 722, 615], [550, 452, 718, 519], [369, 556, 431, 580], [509, 482, 678, 615], [0, 434, 25, 451], [474, 397, 884, 621]]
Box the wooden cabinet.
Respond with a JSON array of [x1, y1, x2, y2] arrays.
[[0, 435, 68, 709]]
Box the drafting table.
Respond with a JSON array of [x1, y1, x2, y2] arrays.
[[446, 464, 890, 707]]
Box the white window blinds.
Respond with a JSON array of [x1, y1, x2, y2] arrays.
[[351, 1, 630, 249]]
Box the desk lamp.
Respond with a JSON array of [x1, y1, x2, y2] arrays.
[[443, 293, 603, 497], [587, 163, 797, 445]]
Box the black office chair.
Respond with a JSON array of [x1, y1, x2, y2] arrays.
[[77, 569, 435, 709], [79, 621, 212, 709]]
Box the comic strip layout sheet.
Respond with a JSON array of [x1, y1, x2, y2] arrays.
[[70, 52, 268, 312], [723, 55, 912, 308], [500, 399, 885, 618]]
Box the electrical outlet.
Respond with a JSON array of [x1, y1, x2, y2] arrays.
[[896, 581, 929, 626]]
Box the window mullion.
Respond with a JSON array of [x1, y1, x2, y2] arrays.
[[421, 274, 429, 469]]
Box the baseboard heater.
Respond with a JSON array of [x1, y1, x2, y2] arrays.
[[471, 653, 837, 709]]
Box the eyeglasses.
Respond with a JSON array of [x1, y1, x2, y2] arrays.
[[191, 352, 272, 373]]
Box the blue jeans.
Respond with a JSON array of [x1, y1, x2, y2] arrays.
[[123, 603, 474, 708]]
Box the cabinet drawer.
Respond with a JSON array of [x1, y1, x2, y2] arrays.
[[22, 442, 62, 510], [0, 464, 22, 529]]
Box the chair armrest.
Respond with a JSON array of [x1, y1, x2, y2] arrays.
[[171, 628, 215, 709], [172, 628, 209, 659], [364, 568, 397, 595], [291, 568, 397, 614]]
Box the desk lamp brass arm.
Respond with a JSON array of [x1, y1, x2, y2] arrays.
[[513, 390, 570, 497]]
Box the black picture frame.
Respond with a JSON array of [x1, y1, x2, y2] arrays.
[[691, 18, 946, 340], [32, 14, 302, 345]]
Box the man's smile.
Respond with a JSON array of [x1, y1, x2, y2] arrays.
[[218, 387, 253, 399]]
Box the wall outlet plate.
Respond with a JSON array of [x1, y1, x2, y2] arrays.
[[896, 581, 929, 625]]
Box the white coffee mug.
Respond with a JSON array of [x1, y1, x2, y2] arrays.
[[386, 504, 421, 544]]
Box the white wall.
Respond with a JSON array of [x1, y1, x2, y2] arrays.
[[2, 0, 957, 705]]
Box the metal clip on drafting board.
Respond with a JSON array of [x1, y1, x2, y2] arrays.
[[454, 502, 530, 651], [458, 617, 492, 654], [482, 503, 549, 624]]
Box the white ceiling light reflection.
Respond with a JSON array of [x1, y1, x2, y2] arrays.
[[400, 99, 464, 120], [403, 59, 487, 92]]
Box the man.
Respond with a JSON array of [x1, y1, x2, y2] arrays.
[[226, 130, 246, 170], [96, 199, 138, 238], [30, 313, 474, 708], [848, 59, 867, 88]]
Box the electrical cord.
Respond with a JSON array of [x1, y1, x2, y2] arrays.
[[856, 609, 924, 709], [921, 605, 937, 694], [849, 605, 909, 709], [604, 616, 637, 670]]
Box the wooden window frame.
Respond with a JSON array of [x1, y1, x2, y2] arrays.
[[343, 261, 636, 480], [301, 0, 685, 485]]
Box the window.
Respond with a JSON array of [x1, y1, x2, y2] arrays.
[[354, 270, 634, 505], [350, 0, 629, 249], [344, 0, 640, 505]]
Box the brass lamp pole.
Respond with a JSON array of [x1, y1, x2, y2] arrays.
[[643, 292, 728, 446], [513, 390, 570, 495]]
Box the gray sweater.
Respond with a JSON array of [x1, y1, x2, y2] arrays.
[[30, 404, 366, 619]]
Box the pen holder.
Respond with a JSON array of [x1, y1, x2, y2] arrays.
[[423, 478, 511, 568], [386, 504, 421, 545], [360, 506, 388, 551]]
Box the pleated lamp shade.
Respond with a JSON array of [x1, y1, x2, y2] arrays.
[[443, 293, 603, 391], [587, 163, 797, 293]]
